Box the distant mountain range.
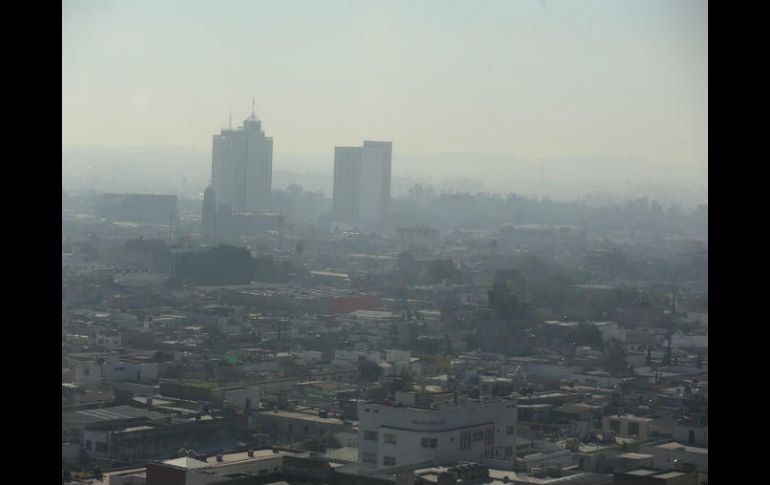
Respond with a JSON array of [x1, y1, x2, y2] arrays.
[[62, 146, 707, 207]]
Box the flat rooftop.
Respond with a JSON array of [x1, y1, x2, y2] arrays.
[[257, 409, 345, 425], [605, 415, 655, 422], [97, 448, 313, 485], [415, 466, 613, 484], [655, 471, 688, 479], [655, 442, 708, 454], [350, 310, 398, 319], [63, 405, 169, 425], [624, 469, 658, 476], [618, 452, 653, 460]]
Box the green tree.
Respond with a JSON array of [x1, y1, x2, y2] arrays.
[[602, 338, 629, 376], [427, 259, 461, 284], [530, 273, 574, 312], [487, 270, 534, 321], [571, 324, 604, 350], [171, 244, 255, 286], [358, 360, 383, 382], [281, 360, 310, 378]]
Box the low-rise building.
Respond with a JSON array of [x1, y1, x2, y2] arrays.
[[83, 413, 246, 463], [641, 442, 708, 472], [252, 409, 350, 444], [62, 404, 170, 444], [602, 415, 655, 441], [357, 397, 517, 468], [613, 467, 699, 485]]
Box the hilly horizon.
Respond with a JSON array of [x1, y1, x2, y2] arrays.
[[62, 145, 707, 208]]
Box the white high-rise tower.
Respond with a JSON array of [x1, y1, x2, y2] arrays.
[[211, 102, 273, 213]]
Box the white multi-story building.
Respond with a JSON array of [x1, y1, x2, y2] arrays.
[[69, 353, 159, 389], [357, 396, 517, 468], [332, 140, 392, 229], [211, 105, 273, 213]]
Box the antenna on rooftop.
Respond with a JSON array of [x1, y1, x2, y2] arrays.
[[671, 288, 678, 317], [251, 97, 256, 118]]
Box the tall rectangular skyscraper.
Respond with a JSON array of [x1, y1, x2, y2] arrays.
[[332, 140, 392, 228], [359, 141, 392, 224], [332, 147, 362, 224], [211, 108, 273, 213]]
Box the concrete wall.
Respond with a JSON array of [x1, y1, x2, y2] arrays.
[[106, 471, 147, 485], [672, 425, 708, 447], [82, 429, 110, 459], [188, 456, 283, 484], [146, 462, 185, 485], [358, 399, 517, 467], [104, 361, 159, 384], [72, 361, 105, 389], [602, 416, 652, 440], [221, 387, 263, 411], [254, 411, 347, 444], [519, 449, 577, 471]]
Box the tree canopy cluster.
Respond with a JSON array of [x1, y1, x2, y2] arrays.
[[171, 245, 254, 286]]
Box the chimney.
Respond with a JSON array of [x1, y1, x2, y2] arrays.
[[146, 398, 153, 409], [247, 449, 254, 457], [216, 454, 223, 462]]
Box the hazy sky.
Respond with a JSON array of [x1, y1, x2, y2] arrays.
[[63, 0, 707, 173]]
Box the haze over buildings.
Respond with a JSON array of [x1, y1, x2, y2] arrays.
[[62, 2, 707, 481], [62, 0, 707, 203]]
